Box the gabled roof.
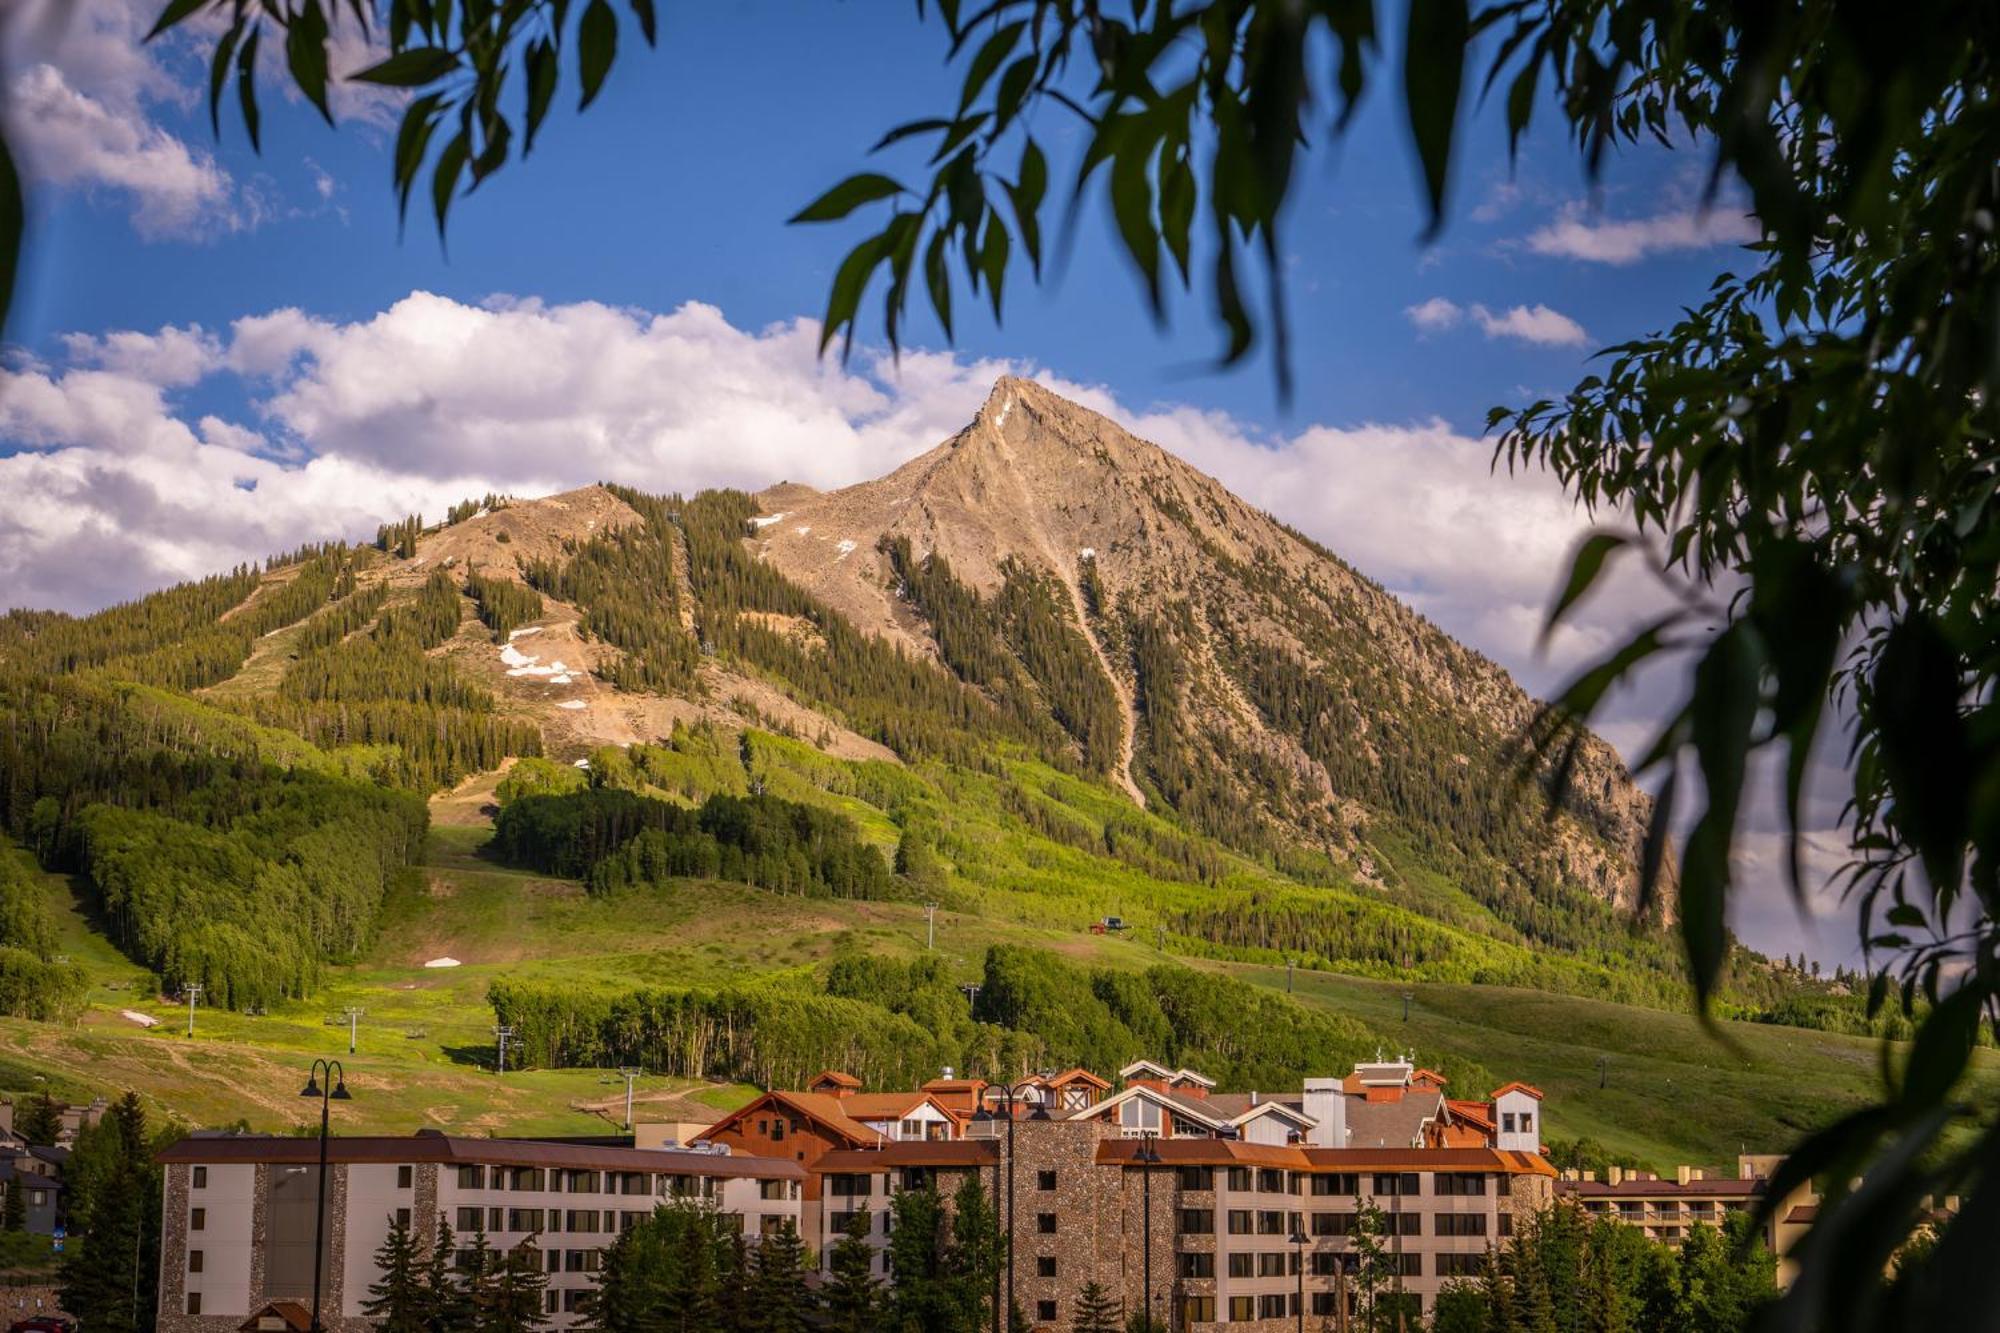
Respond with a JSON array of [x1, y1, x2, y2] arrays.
[[1412, 1068, 1449, 1086], [840, 1092, 956, 1123], [1228, 1101, 1317, 1132], [1119, 1059, 1176, 1081], [1169, 1068, 1218, 1089], [699, 1090, 886, 1148], [239, 1301, 313, 1332], [1047, 1067, 1111, 1090], [1446, 1099, 1496, 1131], [1069, 1084, 1229, 1132], [810, 1070, 863, 1090], [1491, 1082, 1545, 1101]]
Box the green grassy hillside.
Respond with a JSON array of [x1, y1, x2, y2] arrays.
[[4, 827, 1979, 1172]]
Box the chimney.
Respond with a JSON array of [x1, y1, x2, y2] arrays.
[[1250, 1091, 1260, 1107], [1608, 1166, 1624, 1186], [1581, 1169, 1596, 1183], [1303, 1078, 1346, 1149], [1677, 1165, 1692, 1187], [941, 1066, 954, 1081]]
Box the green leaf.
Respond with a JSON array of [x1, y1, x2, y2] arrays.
[[392, 93, 445, 226], [352, 47, 462, 87], [957, 21, 1025, 114], [1899, 981, 1983, 1111], [207, 19, 244, 138], [431, 128, 471, 237], [790, 173, 906, 225], [1542, 531, 1627, 650], [523, 38, 558, 153], [577, 0, 617, 110], [627, 0, 657, 46], [0, 130, 20, 343], [148, 0, 212, 40], [923, 228, 953, 340], [285, 0, 334, 125], [1109, 133, 1161, 316], [979, 211, 1009, 322], [1680, 622, 1764, 1011], [237, 25, 263, 153], [818, 228, 892, 359], [1873, 614, 1972, 899], [1402, 0, 1470, 235]]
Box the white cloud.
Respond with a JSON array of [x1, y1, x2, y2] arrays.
[[1468, 302, 1589, 347], [1, 0, 249, 239], [1524, 203, 1760, 265], [1404, 298, 1587, 347], [1404, 297, 1463, 333]]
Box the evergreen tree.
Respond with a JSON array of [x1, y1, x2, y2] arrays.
[[886, 1186, 953, 1331], [55, 1093, 160, 1333], [748, 1220, 812, 1333], [1479, 1247, 1515, 1333], [15, 1091, 60, 1145], [487, 1238, 550, 1333], [1512, 1245, 1558, 1333], [1433, 1282, 1490, 1333], [1349, 1196, 1393, 1330], [363, 1212, 429, 1332], [427, 1215, 478, 1333], [943, 1173, 1003, 1331], [1581, 1243, 1629, 1333], [0, 1178, 23, 1232], [462, 1228, 498, 1330], [823, 1206, 882, 1333], [1072, 1279, 1123, 1333]]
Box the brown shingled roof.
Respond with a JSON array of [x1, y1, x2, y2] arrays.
[[815, 1141, 1001, 1171], [156, 1133, 804, 1179]]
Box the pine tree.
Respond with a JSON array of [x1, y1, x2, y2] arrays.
[[1582, 1242, 1629, 1333], [1072, 1279, 1123, 1333], [823, 1206, 882, 1333], [487, 1239, 550, 1333], [1512, 1244, 1558, 1333], [55, 1091, 159, 1333], [461, 1228, 498, 1331], [363, 1213, 429, 1332], [1480, 1248, 1515, 1333], [748, 1219, 812, 1333], [1, 1177, 24, 1232], [426, 1215, 478, 1333], [944, 1173, 1004, 1331], [15, 1092, 61, 1145]]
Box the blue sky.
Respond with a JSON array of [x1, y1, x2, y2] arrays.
[[2, 0, 1843, 964]]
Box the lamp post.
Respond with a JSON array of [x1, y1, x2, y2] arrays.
[[1291, 1224, 1308, 1332], [976, 1080, 1050, 1331], [1136, 1131, 1161, 1331], [300, 1058, 351, 1333]]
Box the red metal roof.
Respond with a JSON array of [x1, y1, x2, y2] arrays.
[[1090, 1139, 1555, 1176], [815, 1141, 1000, 1171], [156, 1133, 803, 1179]]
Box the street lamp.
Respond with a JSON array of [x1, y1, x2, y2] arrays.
[[1136, 1131, 1162, 1331], [1290, 1224, 1308, 1332], [300, 1058, 352, 1333], [976, 1080, 1050, 1331]]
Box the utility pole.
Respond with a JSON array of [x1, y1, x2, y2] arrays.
[[958, 982, 982, 1010], [1598, 1055, 1610, 1089], [1287, 958, 1294, 993], [1401, 991, 1412, 1023], [619, 1067, 642, 1131], [185, 983, 203, 1037], [493, 1024, 516, 1075], [926, 902, 938, 950], [343, 1006, 365, 1055]]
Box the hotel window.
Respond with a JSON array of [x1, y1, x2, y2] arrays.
[[1227, 1253, 1254, 1278], [1038, 1169, 1057, 1191], [1436, 1173, 1488, 1197], [1228, 1297, 1256, 1321], [1178, 1209, 1214, 1235], [397, 1165, 414, 1189], [1256, 1209, 1286, 1235], [1398, 1253, 1424, 1277], [1175, 1166, 1213, 1191], [1119, 1098, 1163, 1134], [458, 1166, 485, 1189], [514, 1168, 547, 1192], [488, 1208, 504, 1232], [396, 1208, 412, 1227], [830, 1175, 873, 1199], [1503, 1113, 1516, 1133], [457, 1208, 484, 1232], [1311, 1252, 1343, 1277], [190, 1207, 206, 1231], [772, 1120, 787, 1142], [1313, 1172, 1359, 1196], [1179, 1252, 1213, 1279], [186, 1293, 202, 1315], [1435, 1213, 1488, 1237], [1184, 1298, 1216, 1322], [1037, 1301, 1058, 1322], [192, 1166, 207, 1189], [1036, 1213, 1058, 1234], [1258, 1252, 1287, 1277], [563, 1289, 591, 1313], [1226, 1210, 1253, 1235], [1037, 1256, 1057, 1278], [565, 1210, 601, 1233], [1372, 1173, 1421, 1197], [1257, 1169, 1285, 1194], [508, 1209, 545, 1232], [1519, 1112, 1535, 1136], [546, 1250, 561, 1273], [761, 1179, 790, 1200], [188, 1250, 204, 1274], [1226, 1167, 1253, 1192], [544, 1291, 559, 1316], [1499, 1212, 1514, 1236], [1395, 1213, 1422, 1236], [1259, 1294, 1287, 1319]]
